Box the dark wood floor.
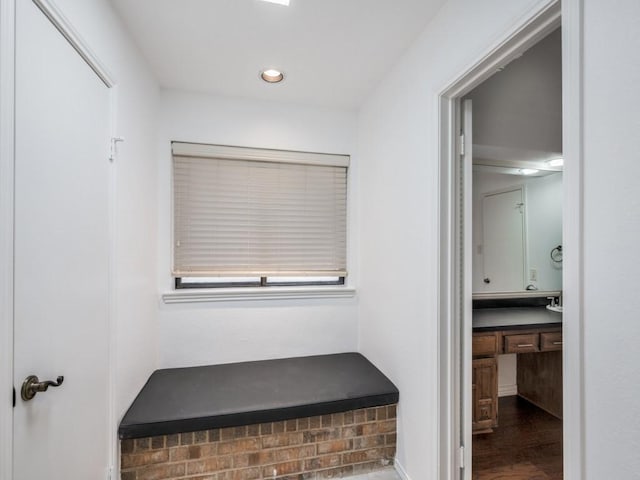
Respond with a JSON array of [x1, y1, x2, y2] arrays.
[[472, 396, 563, 480]]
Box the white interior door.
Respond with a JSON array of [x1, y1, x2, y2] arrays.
[[460, 99, 473, 480], [482, 188, 525, 291], [13, 1, 111, 478]]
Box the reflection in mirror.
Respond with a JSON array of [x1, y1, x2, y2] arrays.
[[472, 167, 562, 293]]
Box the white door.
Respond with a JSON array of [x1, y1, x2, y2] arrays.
[[13, 1, 111, 478], [482, 188, 525, 292], [460, 99, 473, 480]]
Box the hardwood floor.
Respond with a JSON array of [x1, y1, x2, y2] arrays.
[[472, 396, 563, 480]]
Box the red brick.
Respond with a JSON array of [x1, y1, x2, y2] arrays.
[[232, 467, 260, 480], [137, 463, 185, 480], [134, 438, 151, 452], [387, 404, 397, 419], [260, 423, 273, 435], [353, 435, 385, 450], [169, 447, 188, 461], [262, 432, 303, 448], [317, 465, 353, 479], [274, 445, 316, 462], [262, 460, 302, 477], [342, 448, 384, 464], [194, 430, 209, 444], [378, 420, 396, 433], [121, 439, 134, 454], [181, 432, 194, 445], [309, 416, 321, 429], [285, 419, 297, 432], [304, 454, 341, 470], [317, 439, 352, 454], [187, 457, 219, 475], [232, 438, 260, 453], [121, 449, 169, 469]]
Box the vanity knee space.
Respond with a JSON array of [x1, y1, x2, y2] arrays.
[[472, 326, 563, 433]]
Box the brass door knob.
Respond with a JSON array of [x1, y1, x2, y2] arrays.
[[21, 375, 64, 401]]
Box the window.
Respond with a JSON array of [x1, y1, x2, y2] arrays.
[[172, 142, 349, 288]]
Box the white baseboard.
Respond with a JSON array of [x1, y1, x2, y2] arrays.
[[498, 384, 518, 397], [394, 459, 411, 480]]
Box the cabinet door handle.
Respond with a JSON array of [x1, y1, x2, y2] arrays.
[[552, 341, 563, 345], [517, 343, 534, 348]]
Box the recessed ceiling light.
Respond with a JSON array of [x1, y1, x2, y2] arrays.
[[547, 158, 564, 167], [259, 0, 290, 5], [519, 168, 539, 175], [261, 69, 284, 83]]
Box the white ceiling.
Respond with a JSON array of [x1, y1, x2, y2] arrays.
[[109, 0, 446, 110]]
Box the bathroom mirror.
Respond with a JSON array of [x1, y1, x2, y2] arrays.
[[472, 166, 562, 294]]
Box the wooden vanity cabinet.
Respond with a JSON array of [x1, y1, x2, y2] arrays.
[[472, 332, 499, 433], [472, 326, 562, 434], [472, 356, 498, 433]]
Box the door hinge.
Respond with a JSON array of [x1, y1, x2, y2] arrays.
[[458, 445, 465, 469], [459, 133, 465, 156], [109, 136, 125, 162]]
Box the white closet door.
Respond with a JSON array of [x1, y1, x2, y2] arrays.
[[482, 188, 526, 292], [13, 1, 111, 478]]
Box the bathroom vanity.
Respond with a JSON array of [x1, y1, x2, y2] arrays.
[[472, 308, 562, 434]]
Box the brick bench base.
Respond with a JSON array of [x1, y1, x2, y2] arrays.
[[121, 404, 397, 480]]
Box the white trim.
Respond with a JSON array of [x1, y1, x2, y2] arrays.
[[560, 0, 585, 478], [107, 85, 119, 480], [172, 141, 350, 167], [394, 460, 412, 480], [162, 286, 356, 304], [0, 0, 15, 478], [436, 1, 584, 480], [498, 384, 518, 397], [31, 0, 115, 88]]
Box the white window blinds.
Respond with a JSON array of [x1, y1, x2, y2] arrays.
[[172, 142, 349, 278]]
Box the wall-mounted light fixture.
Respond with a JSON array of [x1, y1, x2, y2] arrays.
[[547, 158, 564, 168]]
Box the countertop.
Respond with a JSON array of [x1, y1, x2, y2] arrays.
[[473, 306, 562, 332]]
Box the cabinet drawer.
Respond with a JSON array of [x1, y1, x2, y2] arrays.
[[540, 331, 563, 351], [473, 334, 498, 356], [504, 333, 539, 353]]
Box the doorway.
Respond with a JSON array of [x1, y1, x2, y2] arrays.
[[465, 26, 563, 479], [437, 1, 585, 480]]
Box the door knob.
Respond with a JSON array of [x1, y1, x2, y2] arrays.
[[484, 277, 491, 284], [21, 375, 64, 401]]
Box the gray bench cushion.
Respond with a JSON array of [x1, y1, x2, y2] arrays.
[[118, 352, 399, 439]]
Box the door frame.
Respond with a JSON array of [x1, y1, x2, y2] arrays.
[[437, 0, 584, 479], [0, 1, 116, 478]]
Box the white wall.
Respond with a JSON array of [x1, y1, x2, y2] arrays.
[[582, 0, 640, 477], [465, 28, 562, 160], [157, 90, 359, 368], [472, 171, 562, 292], [358, 0, 640, 478], [52, 0, 160, 422], [356, 1, 546, 477]]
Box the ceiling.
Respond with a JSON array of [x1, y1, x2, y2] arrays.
[[109, 0, 446, 110]]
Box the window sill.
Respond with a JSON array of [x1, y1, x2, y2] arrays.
[[161, 286, 357, 304]]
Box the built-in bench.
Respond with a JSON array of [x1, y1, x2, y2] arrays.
[[119, 353, 399, 480]]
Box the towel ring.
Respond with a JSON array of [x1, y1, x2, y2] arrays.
[[550, 245, 563, 263]]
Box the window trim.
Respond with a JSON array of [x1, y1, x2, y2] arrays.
[[162, 285, 356, 304], [175, 276, 346, 289]]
